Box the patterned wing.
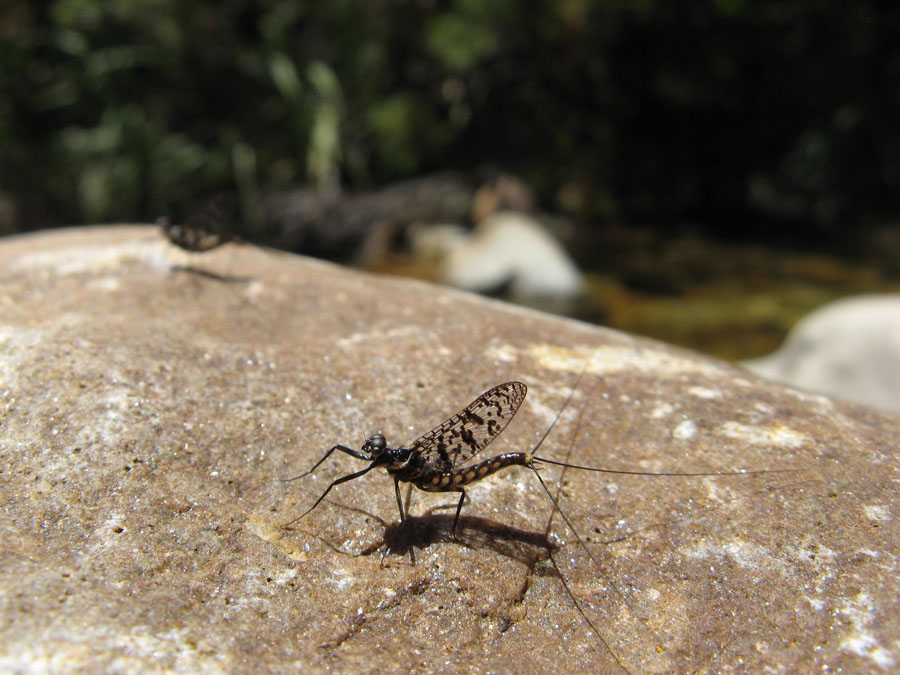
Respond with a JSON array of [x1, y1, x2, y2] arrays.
[[408, 382, 527, 472]]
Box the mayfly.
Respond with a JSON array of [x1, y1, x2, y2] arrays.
[[282, 381, 773, 536], [159, 193, 241, 253]]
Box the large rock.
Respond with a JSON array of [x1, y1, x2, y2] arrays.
[[1, 226, 898, 673], [743, 294, 900, 413]]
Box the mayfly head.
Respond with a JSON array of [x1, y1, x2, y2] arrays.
[[362, 433, 388, 458]]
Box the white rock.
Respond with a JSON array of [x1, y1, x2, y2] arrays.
[[435, 211, 583, 299], [743, 295, 900, 412], [408, 223, 469, 260]]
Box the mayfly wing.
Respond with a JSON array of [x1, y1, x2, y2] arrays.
[[407, 381, 528, 473]]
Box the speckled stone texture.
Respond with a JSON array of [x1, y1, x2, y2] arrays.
[[1, 226, 899, 673]]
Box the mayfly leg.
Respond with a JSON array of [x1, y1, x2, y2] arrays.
[[281, 444, 370, 482], [280, 443, 374, 527]]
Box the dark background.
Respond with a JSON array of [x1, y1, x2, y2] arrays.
[[2, 1, 899, 357], [3, 1, 899, 242]]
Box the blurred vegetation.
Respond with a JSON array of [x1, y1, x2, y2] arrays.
[[1, 0, 899, 246]]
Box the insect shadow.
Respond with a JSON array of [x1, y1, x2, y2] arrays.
[[285, 485, 556, 568], [166, 263, 253, 284], [377, 513, 556, 568]]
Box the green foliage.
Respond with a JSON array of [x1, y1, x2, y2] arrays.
[[425, 13, 498, 72], [366, 94, 451, 175], [1, 0, 898, 240]]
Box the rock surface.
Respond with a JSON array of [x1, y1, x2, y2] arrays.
[[1, 226, 899, 673]]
